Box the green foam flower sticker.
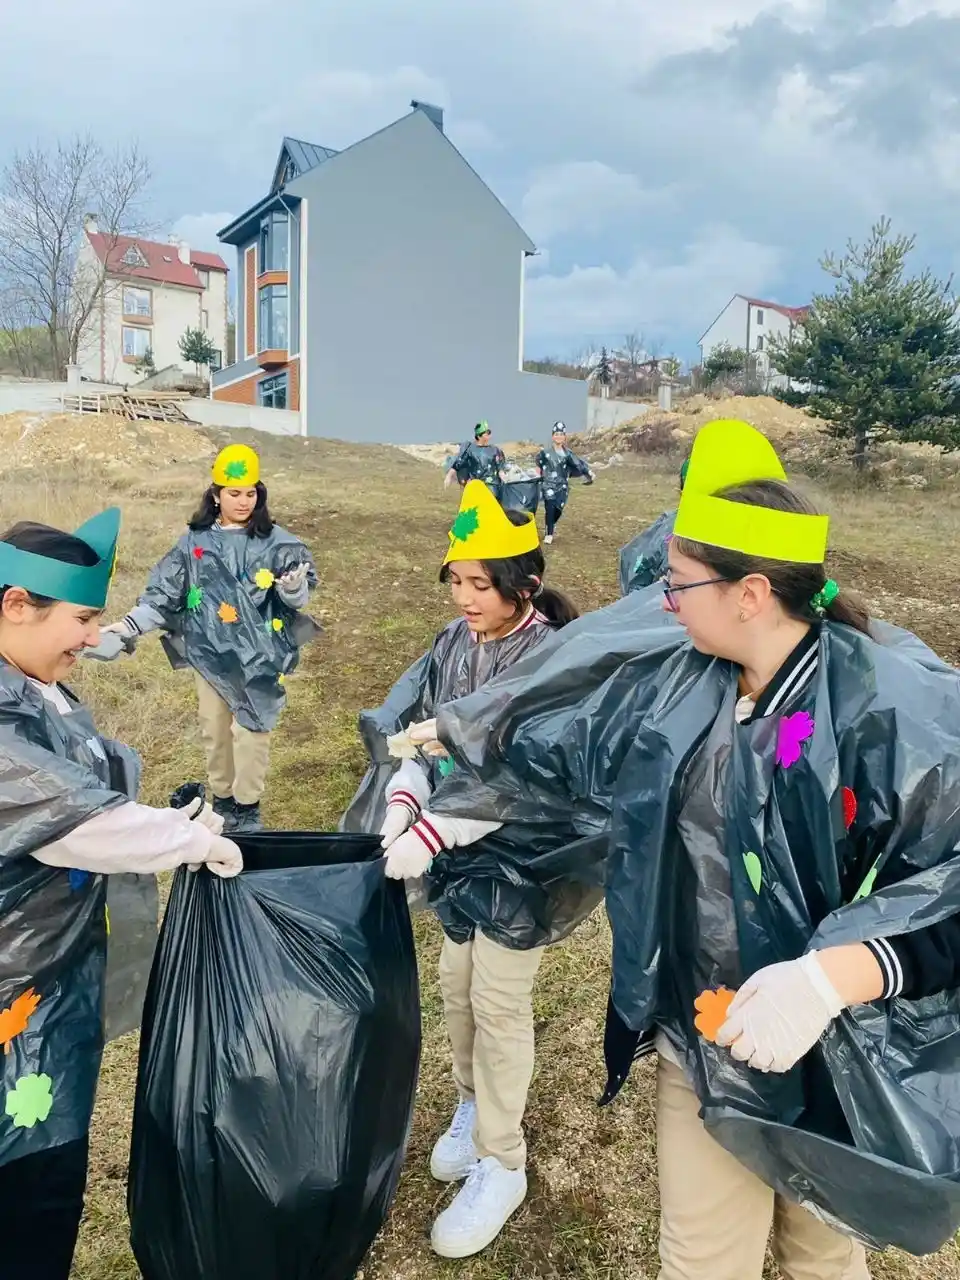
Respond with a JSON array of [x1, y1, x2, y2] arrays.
[[742, 851, 762, 894], [186, 585, 203, 612], [224, 460, 248, 481], [438, 756, 455, 778], [450, 507, 480, 544], [6, 1073, 53, 1129]]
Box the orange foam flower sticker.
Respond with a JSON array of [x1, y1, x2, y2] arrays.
[[218, 602, 238, 624], [0, 988, 41, 1055], [694, 987, 736, 1042]]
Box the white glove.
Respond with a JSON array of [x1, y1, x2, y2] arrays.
[[279, 562, 309, 590], [82, 631, 129, 662], [380, 804, 415, 848], [183, 795, 225, 835], [444, 469, 458, 488], [407, 718, 447, 758], [715, 952, 845, 1073], [101, 620, 135, 638], [204, 835, 243, 879], [383, 826, 437, 880]]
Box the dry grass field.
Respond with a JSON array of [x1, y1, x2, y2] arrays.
[[4, 407, 953, 1280]]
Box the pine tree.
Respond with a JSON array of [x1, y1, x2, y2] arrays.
[[178, 326, 217, 376], [770, 219, 960, 467]]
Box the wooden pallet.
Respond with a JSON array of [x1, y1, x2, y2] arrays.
[[61, 391, 195, 423]]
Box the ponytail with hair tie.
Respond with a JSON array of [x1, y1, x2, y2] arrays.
[[810, 579, 840, 617]]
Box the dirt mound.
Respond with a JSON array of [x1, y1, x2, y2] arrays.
[[0, 411, 214, 470]]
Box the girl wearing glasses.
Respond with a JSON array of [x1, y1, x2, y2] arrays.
[[425, 418, 960, 1278]]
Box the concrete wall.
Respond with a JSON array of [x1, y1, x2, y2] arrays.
[[289, 109, 580, 443], [585, 396, 650, 433], [185, 397, 302, 436]]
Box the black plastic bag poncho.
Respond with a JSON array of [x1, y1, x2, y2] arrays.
[[535, 445, 592, 513], [618, 508, 675, 595], [128, 831, 420, 1280], [136, 524, 320, 732], [449, 441, 506, 497], [426, 598, 960, 1254], [341, 614, 606, 948], [0, 665, 158, 1168]]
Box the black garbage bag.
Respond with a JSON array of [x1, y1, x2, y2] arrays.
[[128, 831, 420, 1280], [617, 508, 675, 594], [501, 478, 541, 514]]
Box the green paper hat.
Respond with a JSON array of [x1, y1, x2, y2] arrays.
[[0, 508, 121, 608]]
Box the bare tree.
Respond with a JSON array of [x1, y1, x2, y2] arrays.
[[618, 331, 646, 392], [0, 137, 151, 378]]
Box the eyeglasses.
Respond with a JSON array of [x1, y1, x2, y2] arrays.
[[661, 575, 726, 613]]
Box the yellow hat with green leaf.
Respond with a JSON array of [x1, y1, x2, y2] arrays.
[[212, 444, 260, 488], [673, 419, 828, 563], [443, 480, 540, 565]]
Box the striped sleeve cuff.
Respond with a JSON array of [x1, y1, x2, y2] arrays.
[[388, 790, 421, 820], [864, 938, 904, 998], [410, 815, 448, 858]]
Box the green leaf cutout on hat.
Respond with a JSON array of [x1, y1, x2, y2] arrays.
[[450, 507, 481, 544], [224, 460, 248, 481]]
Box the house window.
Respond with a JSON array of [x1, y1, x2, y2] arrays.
[[756, 336, 764, 351], [122, 245, 147, 268], [122, 326, 152, 359], [258, 284, 288, 350], [259, 372, 288, 409], [122, 286, 151, 317], [756, 308, 764, 325], [197, 268, 210, 288], [259, 211, 289, 272], [201, 309, 209, 331], [209, 349, 222, 373]]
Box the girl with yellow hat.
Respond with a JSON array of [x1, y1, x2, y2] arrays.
[[343, 479, 594, 1259], [102, 444, 319, 832], [425, 418, 960, 1275]]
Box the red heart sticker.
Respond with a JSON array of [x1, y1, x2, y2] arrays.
[[842, 786, 857, 830]]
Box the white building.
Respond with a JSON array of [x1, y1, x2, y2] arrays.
[[212, 101, 587, 443], [699, 295, 808, 385], [77, 220, 229, 384]]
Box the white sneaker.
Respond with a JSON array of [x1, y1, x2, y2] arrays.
[[430, 1156, 527, 1258], [430, 1099, 479, 1182], [544, 534, 554, 544]]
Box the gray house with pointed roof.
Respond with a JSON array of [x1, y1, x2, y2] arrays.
[[212, 102, 586, 443]]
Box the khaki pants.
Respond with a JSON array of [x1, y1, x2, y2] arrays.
[[194, 674, 272, 805], [657, 1055, 871, 1280], [438, 931, 545, 1170]]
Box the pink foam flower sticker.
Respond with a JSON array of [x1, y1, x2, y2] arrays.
[[776, 710, 815, 769]]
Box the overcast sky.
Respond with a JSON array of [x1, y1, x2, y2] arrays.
[[4, 0, 958, 364]]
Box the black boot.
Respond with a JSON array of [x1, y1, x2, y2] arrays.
[[232, 801, 262, 833], [212, 795, 238, 832]]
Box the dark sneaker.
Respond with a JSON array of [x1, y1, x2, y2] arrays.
[[212, 795, 238, 832], [232, 802, 262, 833]]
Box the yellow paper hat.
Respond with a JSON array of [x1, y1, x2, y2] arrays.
[[212, 444, 260, 487], [673, 419, 828, 563], [443, 480, 540, 565]]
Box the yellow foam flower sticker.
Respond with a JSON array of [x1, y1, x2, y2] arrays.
[[272, 617, 284, 632], [255, 568, 275, 590]]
